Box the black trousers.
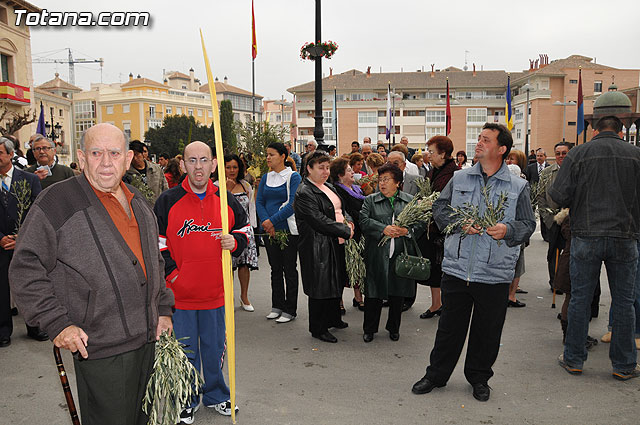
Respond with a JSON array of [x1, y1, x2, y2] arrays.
[[308, 297, 341, 335], [264, 235, 299, 316], [0, 251, 12, 339], [425, 274, 509, 385], [74, 343, 155, 425], [363, 296, 403, 334]]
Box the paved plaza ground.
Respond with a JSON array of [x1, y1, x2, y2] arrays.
[[2, 226, 639, 424]]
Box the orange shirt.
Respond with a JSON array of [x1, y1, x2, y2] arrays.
[[91, 182, 147, 277]]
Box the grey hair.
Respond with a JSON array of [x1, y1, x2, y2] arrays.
[[307, 140, 318, 148], [31, 135, 55, 148], [388, 151, 406, 161], [0, 137, 14, 154], [79, 125, 129, 151], [362, 143, 372, 150]]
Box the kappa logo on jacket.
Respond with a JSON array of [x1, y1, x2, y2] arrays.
[[176, 219, 222, 238]]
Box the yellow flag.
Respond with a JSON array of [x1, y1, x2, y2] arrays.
[[200, 29, 237, 424]]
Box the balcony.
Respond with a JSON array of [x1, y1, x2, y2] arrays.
[[0, 82, 30, 105]]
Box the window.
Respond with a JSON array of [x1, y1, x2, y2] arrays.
[[516, 129, 522, 139], [335, 94, 345, 101], [0, 54, 11, 82], [358, 111, 377, 124], [425, 126, 445, 140], [59, 109, 63, 117], [123, 122, 131, 138], [181, 85, 187, 89], [198, 109, 203, 116], [323, 111, 334, 140], [426, 110, 445, 123], [594, 81, 603, 93], [0, 6, 8, 24], [427, 92, 446, 99], [106, 106, 114, 114], [378, 126, 400, 135], [75, 120, 94, 142], [284, 112, 292, 122], [515, 107, 524, 121], [569, 79, 578, 84], [403, 110, 425, 117], [466, 108, 487, 123], [466, 126, 482, 159], [568, 121, 576, 126], [188, 108, 193, 116], [166, 106, 172, 115], [122, 104, 130, 113], [149, 105, 156, 118], [176, 107, 182, 115], [74, 100, 95, 120]]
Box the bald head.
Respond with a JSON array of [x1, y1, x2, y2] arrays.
[[387, 151, 406, 171], [184, 141, 213, 159], [81, 123, 127, 152]]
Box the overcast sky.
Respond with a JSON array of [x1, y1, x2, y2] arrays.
[[30, 0, 640, 101]]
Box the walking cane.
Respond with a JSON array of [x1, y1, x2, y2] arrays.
[[551, 248, 559, 309], [53, 346, 81, 425]]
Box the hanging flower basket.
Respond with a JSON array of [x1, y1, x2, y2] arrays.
[[300, 41, 338, 61]]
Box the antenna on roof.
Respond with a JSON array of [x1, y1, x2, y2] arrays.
[[464, 50, 469, 71]]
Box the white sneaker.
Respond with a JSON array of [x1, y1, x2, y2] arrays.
[[266, 309, 281, 320], [240, 298, 254, 312], [207, 400, 239, 416], [275, 312, 295, 323], [177, 405, 199, 424]]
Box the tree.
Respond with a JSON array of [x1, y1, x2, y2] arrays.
[[0, 106, 36, 136], [219, 100, 236, 152], [235, 120, 288, 176], [145, 115, 214, 157]]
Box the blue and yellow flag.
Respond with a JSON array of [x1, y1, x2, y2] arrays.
[[505, 75, 513, 131]]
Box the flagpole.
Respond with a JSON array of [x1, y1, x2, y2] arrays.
[[392, 86, 396, 146], [252, 59, 255, 122], [200, 29, 237, 424]]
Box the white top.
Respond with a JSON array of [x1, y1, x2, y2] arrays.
[[1, 165, 14, 191], [265, 167, 293, 187], [405, 160, 420, 176]]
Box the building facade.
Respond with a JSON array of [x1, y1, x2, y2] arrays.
[[0, 0, 39, 147], [288, 55, 640, 159]]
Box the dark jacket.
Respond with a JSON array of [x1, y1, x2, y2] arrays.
[[549, 131, 640, 239], [333, 183, 364, 241], [360, 191, 424, 298], [420, 158, 458, 285], [25, 162, 75, 189], [0, 167, 41, 241], [10, 175, 175, 360], [124, 160, 168, 205], [524, 161, 548, 184], [294, 178, 352, 299]]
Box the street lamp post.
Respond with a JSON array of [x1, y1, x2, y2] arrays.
[[553, 97, 576, 141], [274, 97, 292, 131], [312, 0, 324, 145]]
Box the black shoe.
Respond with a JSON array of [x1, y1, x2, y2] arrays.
[[340, 305, 346, 315], [0, 336, 10, 347], [353, 298, 365, 311], [508, 300, 526, 308], [382, 300, 389, 307], [332, 321, 348, 329], [551, 287, 564, 295], [352, 298, 359, 307], [312, 331, 337, 343], [515, 288, 528, 294], [363, 333, 374, 343], [472, 383, 490, 401], [411, 375, 445, 394], [11, 307, 18, 316], [389, 332, 399, 341], [585, 335, 598, 351], [420, 307, 442, 319], [27, 327, 49, 342], [402, 303, 411, 312]]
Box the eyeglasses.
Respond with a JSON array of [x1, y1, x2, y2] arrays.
[[379, 177, 395, 184], [33, 146, 52, 152], [186, 157, 211, 166]]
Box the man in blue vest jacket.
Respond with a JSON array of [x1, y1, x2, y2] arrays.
[[412, 123, 535, 401]]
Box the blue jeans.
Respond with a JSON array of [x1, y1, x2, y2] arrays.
[[173, 307, 230, 408], [607, 240, 640, 336], [565, 237, 638, 372]]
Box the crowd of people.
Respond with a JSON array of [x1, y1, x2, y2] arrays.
[[1, 115, 639, 424]]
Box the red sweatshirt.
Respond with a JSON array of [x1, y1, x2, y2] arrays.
[[154, 178, 249, 310]]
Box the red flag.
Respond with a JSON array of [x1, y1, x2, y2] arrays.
[[251, 0, 257, 60], [446, 78, 452, 136]]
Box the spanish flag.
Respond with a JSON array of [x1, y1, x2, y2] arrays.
[[505, 75, 513, 131], [251, 0, 257, 60]]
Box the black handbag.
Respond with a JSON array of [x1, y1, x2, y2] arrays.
[[394, 231, 431, 281]]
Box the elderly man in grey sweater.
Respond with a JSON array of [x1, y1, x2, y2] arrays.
[[10, 123, 174, 425]]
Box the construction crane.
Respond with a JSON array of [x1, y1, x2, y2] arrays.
[[32, 48, 103, 86]]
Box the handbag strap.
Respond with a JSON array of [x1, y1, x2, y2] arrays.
[[279, 171, 292, 210], [402, 228, 423, 257]]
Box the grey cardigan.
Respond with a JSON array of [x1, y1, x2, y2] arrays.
[[10, 174, 174, 359]]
